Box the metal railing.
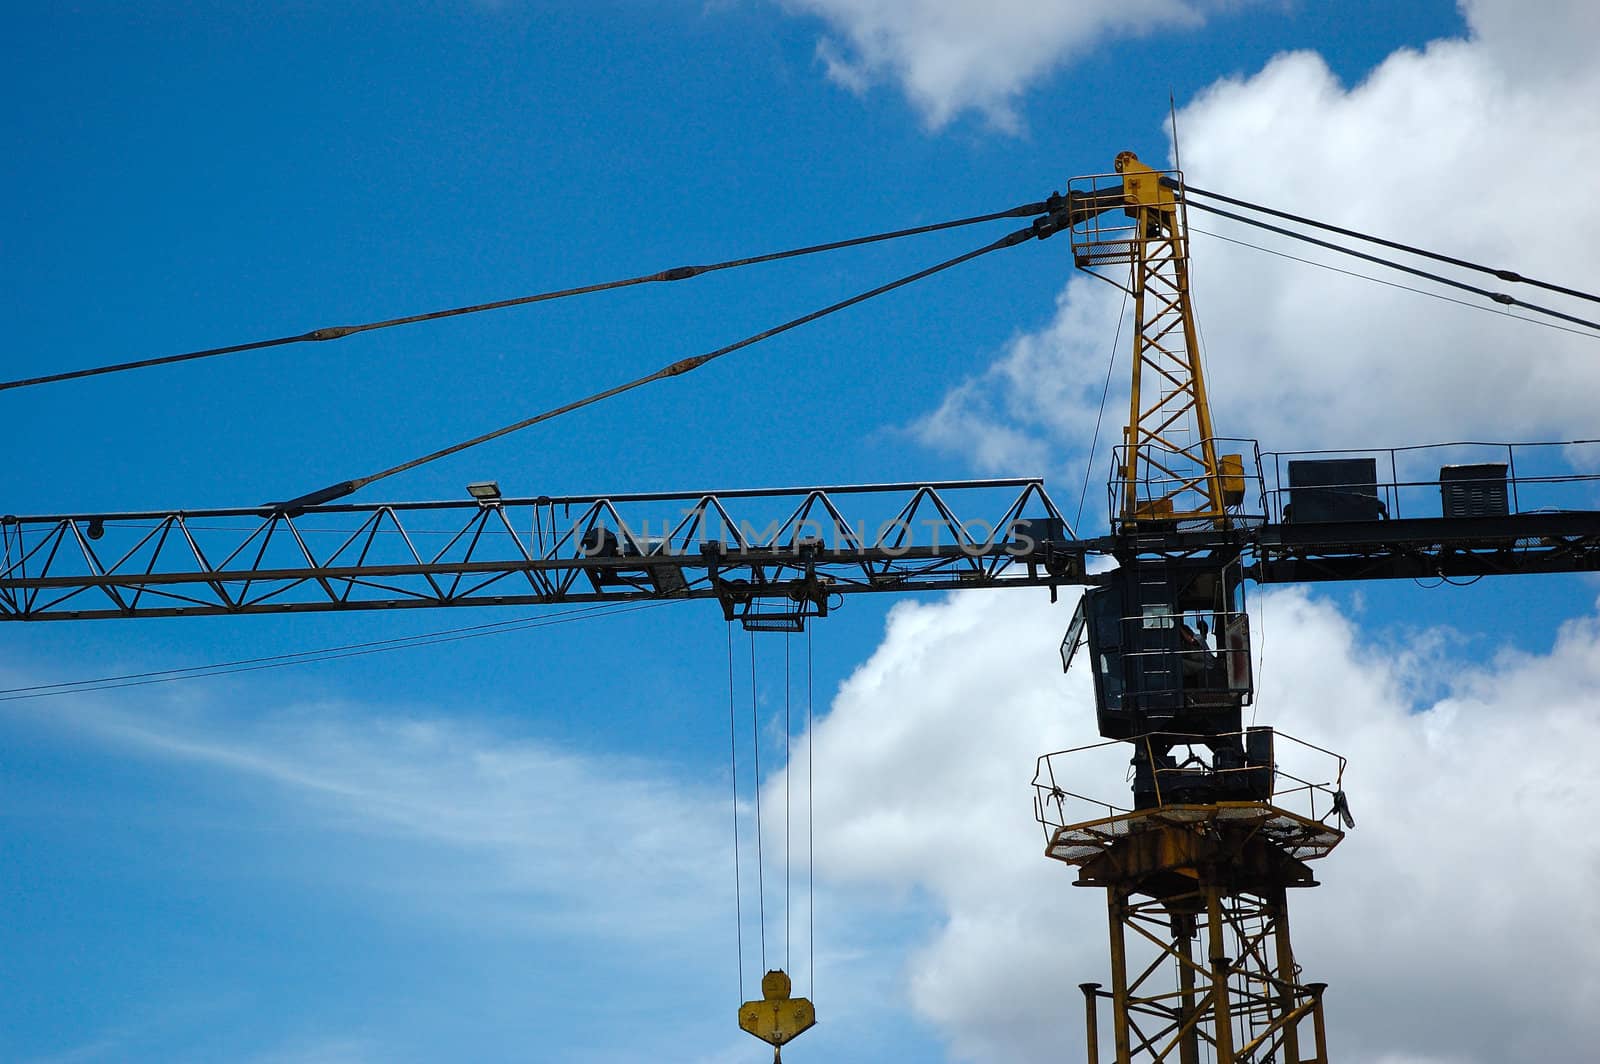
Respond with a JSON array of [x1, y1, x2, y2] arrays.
[[1032, 728, 1349, 841], [1107, 437, 1268, 532], [1261, 438, 1600, 523]]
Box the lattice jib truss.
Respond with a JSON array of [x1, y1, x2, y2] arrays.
[[1069, 153, 1226, 529], [0, 478, 1085, 622]]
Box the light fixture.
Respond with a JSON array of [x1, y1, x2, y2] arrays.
[[87, 518, 106, 541], [466, 481, 502, 503]]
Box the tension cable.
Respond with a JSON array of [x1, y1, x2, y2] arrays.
[[1179, 197, 1600, 333], [277, 223, 1040, 511], [1190, 225, 1600, 340], [1176, 179, 1600, 307], [2, 202, 1051, 394]]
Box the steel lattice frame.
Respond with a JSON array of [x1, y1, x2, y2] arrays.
[[0, 478, 1083, 622], [1085, 883, 1329, 1064], [1069, 155, 1225, 527], [1048, 804, 1342, 1064], [1121, 182, 1224, 525]]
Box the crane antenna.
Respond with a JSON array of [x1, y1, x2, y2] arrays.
[[0, 203, 1051, 394], [1168, 91, 1183, 173], [276, 225, 1038, 511]]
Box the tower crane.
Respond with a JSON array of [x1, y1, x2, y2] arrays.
[[5, 152, 1600, 1063]]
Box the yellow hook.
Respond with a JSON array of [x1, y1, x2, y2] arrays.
[[738, 969, 815, 1056]]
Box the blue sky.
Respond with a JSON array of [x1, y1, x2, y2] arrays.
[[6, 3, 1600, 1062]]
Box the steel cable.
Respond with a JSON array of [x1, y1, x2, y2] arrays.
[[1189, 226, 1600, 340], [806, 625, 815, 997], [1180, 198, 1600, 333], [2, 203, 1050, 393], [277, 224, 1038, 510], [1176, 179, 1600, 306], [750, 630, 767, 971], [727, 622, 745, 1001]]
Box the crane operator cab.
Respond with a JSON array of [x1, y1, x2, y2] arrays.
[[1063, 556, 1273, 809]]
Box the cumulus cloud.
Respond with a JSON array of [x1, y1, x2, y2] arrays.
[[809, 10, 1600, 1058], [21, 577, 1600, 1063], [784, 0, 1239, 131], [795, 588, 1096, 1060], [1259, 590, 1600, 1063], [914, 1, 1600, 483], [793, 583, 1600, 1063]]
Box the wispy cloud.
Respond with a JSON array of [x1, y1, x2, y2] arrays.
[[32, 693, 735, 944]]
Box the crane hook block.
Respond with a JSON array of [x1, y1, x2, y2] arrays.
[[738, 969, 816, 1057]]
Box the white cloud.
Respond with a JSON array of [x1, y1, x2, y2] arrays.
[[820, 10, 1600, 1057], [793, 583, 1600, 1063], [911, 273, 1127, 485], [1261, 591, 1600, 1063], [18, 585, 1600, 1063], [914, 1, 1600, 482], [6, 682, 939, 1062], [793, 588, 1095, 1060], [48, 696, 733, 942], [783, 0, 1236, 131]]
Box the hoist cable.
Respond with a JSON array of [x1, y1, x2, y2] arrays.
[[1, 203, 1051, 394], [278, 224, 1038, 511], [806, 625, 815, 997], [785, 632, 793, 972], [1190, 226, 1600, 340], [749, 630, 767, 971], [1180, 198, 1600, 333], [1176, 180, 1600, 307], [727, 623, 745, 1001], [1076, 288, 1128, 530]]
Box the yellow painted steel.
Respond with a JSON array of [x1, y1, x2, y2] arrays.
[[1053, 804, 1338, 1064], [1218, 453, 1246, 506], [1103, 152, 1226, 527], [738, 969, 816, 1059]]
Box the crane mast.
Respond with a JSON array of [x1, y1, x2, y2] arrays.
[[1073, 151, 1228, 525], [1055, 153, 1339, 1064]]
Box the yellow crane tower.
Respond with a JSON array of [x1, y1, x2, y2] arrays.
[[1042, 151, 1344, 1064]]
